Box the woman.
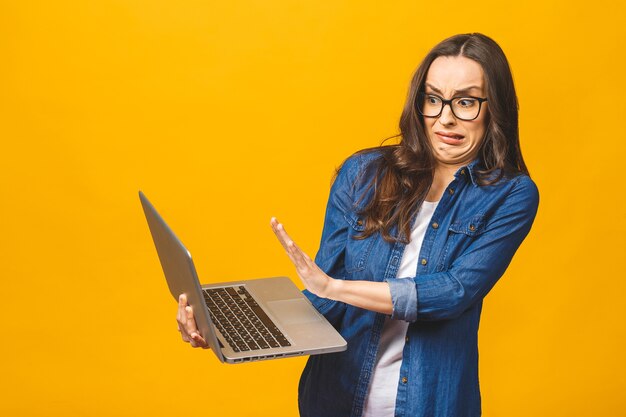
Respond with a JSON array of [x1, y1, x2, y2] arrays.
[[178, 33, 539, 417]]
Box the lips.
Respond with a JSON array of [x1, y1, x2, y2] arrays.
[[435, 131, 465, 145]]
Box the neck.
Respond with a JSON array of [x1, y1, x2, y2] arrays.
[[425, 162, 466, 202]]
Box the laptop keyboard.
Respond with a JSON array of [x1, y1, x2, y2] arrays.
[[203, 286, 291, 352]]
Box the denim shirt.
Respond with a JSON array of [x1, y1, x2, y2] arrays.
[[299, 151, 539, 417]]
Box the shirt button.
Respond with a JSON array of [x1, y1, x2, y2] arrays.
[[448, 188, 455, 195], [421, 258, 427, 266], [405, 335, 409, 342], [432, 222, 439, 229], [356, 219, 363, 226], [401, 377, 408, 384], [469, 224, 476, 231], [461, 169, 466, 175]]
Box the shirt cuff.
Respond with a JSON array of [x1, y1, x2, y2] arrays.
[[386, 278, 418, 322]]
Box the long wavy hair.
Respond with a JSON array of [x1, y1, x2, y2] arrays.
[[351, 33, 529, 243]]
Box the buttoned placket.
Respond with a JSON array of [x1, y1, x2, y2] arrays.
[[416, 172, 465, 274], [353, 230, 408, 417], [392, 166, 469, 417]]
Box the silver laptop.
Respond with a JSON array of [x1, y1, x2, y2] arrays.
[[139, 191, 347, 364]]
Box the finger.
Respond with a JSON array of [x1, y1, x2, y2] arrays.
[[191, 332, 208, 348], [290, 238, 315, 266], [270, 217, 280, 236], [297, 246, 316, 268], [179, 294, 188, 310], [179, 307, 195, 342], [287, 240, 308, 270], [286, 238, 315, 271], [177, 293, 187, 322], [177, 319, 189, 338], [272, 222, 300, 265], [177, 297, 188, 339], [271, 219, 318, 275], [271, 219, 292, 250], [273, 221, 310, 271], [275, 221, 306, 258], [177, 319, 190, 342], [180, 325, 190, 342], [271, 219, 296, 251], [185, 306, 198, 334]]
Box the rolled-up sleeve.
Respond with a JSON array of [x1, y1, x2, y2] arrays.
[[386, 278, 418, 322]]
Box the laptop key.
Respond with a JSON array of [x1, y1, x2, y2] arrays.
[[245, 300, 286, 335], [276, 337, 291, 347], [246, 340, 260, 350], [255, 338, 269, 349], [204, 286, 291, 351]]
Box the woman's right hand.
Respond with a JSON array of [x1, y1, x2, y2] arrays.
[[177, 294, 209, 349]]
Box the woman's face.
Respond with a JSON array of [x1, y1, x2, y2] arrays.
[[422, 55, 488, 169]]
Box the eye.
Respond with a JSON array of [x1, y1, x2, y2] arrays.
[[426, 94, 441, 105], [455, 98, 477, 108]]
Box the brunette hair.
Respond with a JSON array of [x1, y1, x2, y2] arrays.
[[352, 33, 529, 243]]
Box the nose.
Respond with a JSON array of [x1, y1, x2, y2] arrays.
[[438, 103, 457, 126]]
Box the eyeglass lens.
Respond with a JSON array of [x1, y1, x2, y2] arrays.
[[418, 94, 482, 120]]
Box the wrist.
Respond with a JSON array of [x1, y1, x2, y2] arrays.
[[324, 277, 343, 301]]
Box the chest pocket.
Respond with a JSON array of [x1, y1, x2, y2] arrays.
[[437, 214, 487, 271], [343, 211, 376, 274], [448, 215, 487, 236]]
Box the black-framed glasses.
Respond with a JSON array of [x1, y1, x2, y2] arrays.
[[416, 92, 488, 121]]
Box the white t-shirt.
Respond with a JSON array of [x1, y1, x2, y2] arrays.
[[362, 200, 439, 417]]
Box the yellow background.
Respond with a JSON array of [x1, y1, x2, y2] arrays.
[[1, 0, 625, 416]]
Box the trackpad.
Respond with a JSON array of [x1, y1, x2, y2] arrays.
[[267, 299, 323, 325]]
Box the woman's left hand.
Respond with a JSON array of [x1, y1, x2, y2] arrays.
[[270, 217, 335, 299]]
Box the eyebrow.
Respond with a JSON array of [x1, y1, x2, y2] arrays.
[[425, 83, 483, 96]]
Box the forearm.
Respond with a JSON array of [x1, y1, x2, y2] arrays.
[[325, 279, 393, 315]]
